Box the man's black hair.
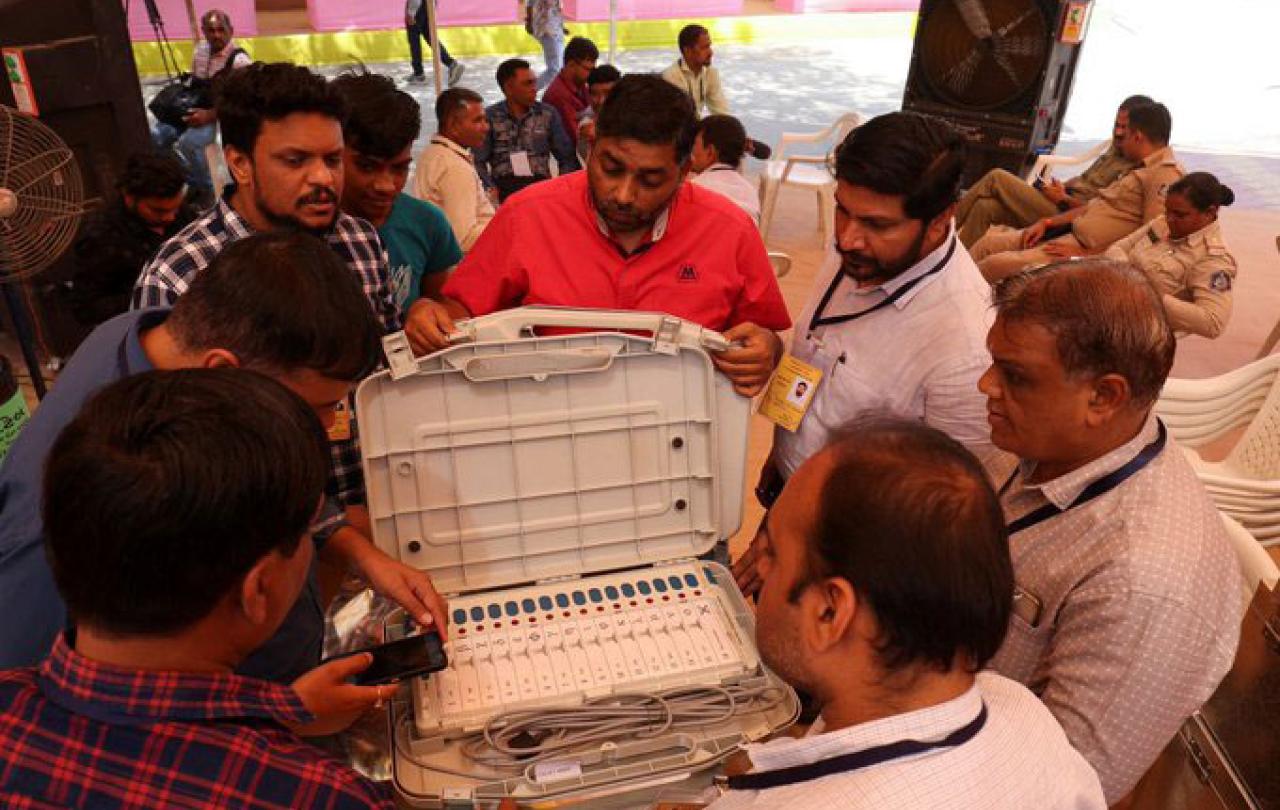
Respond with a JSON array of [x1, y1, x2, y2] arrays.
[[833, 111, 966, 223], [215, 62, 347, 156], [331, 70, 421, 159], [119, 152, 187, 199], [587, 64, 622, 87], [696, 114, 747, 168], [1119, 94, 1154, 112], [44, 368, 329, 636], [496, 58, 531, 91], [166, 231, 381, 382], [563, 36, 599, 65], [794, 418, 1012, 673], [678, 23, 708, 53], [436, 87, 484, 130], [1126, 101, 1172, 146], [595, 74, 697, 164]]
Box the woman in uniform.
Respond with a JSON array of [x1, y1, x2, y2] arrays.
[[1105, 172, 1237, 338]]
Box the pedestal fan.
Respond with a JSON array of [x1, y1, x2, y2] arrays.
[[0, 104, 86, 398]]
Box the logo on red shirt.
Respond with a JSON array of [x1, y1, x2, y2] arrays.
[[677, 264, 698, 282]]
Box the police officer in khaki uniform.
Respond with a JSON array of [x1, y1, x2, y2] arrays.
[[1106, 172, 1237, 338], [954, 95, 1149, 247], [970, 102, 1184, 282]]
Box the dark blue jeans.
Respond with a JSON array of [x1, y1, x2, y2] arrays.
[[407, 4, 455, 75]]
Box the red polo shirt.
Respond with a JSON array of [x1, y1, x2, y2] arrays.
[[542, 72, 590, 146], [443, 171, 791, 334]]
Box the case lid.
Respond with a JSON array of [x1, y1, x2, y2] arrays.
[[356, 307, 750, 596]]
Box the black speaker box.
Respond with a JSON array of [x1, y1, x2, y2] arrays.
[[902, 0, 1090, 186]]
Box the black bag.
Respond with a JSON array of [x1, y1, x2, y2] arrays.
[[148, 74, 202, 130]]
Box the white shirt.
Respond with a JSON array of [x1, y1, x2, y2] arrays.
[[692, 164, 760, 225], [413, 135, 495, 252], [773, 230, 1001, 479], [661, 59, 729, 117], [992, 414, 1242, 803], [708, 672, 1105, 810]]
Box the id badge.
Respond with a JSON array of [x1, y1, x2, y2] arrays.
[[510, 150, 533, 178], [327, 398, 352, 442], [758, 354, 823, 432]]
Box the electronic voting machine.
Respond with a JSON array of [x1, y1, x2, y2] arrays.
[[358, 307, 799, 807]]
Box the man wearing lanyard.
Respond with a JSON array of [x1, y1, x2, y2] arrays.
[[735, 112, 998, 596], [708, 419, 1105, 809], [661, 24, 728, 118], [981, 259, 1242, 804]]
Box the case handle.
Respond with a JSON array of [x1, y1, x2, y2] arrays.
[[453, 306, 732, 355]]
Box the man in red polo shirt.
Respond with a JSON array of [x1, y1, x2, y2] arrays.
[[542, 36, 597, 147], [406, 74, 790, 396]]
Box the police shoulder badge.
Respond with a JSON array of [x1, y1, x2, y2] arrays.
[[1209, 271, 1232, 292]]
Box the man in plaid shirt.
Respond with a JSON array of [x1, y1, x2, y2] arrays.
[[0, 369, 393, 808], [133, 62, 400, 510]]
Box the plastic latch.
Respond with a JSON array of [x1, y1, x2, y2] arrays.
[[441, 787, 474, 806], [381, 331, 417, 381], [653, 316, 682, 356]]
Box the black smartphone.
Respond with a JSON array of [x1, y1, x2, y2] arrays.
[[331, 631, 448, 686]]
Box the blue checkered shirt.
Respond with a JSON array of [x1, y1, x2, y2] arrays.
[[132, 199, 399, 506]]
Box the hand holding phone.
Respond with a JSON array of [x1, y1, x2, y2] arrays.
[[324, 631, 449, 686]]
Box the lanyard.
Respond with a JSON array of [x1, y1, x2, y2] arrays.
[[726, 703, 988, 791], [807, 235, 956, 335], [1001, 421, 1167, 536]]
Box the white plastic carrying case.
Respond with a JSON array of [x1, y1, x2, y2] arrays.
[[357, 307, 799, 808]]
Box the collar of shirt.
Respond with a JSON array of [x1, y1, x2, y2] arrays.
[[744, 681, 984, 774], [211, 196, 258, 240], [36, 634, 314, 728], [432, 134, 475, 165], [589, 184, 675, 252], [552, 71, 588, 104], [120, 308, 169, 375], [1180, 217, 1222, 250], [701, 162, 737, 174], [1142, 145, 1177, 169], [841, 225, 957, 311], [1010, 412, 1160, 509]]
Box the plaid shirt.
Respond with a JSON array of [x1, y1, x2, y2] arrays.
[[0, 635, 393, 809], [474, 100, 579, 189], [132, 199, 399, 506]]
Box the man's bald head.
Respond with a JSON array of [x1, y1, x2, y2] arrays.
[[793, 418, 1012, 673], [992, 260, 1175, 409]]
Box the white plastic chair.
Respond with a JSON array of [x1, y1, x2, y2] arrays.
[[1254, 235, 1280, 359], [1156, 353, 1280, 543], [1220, 513, 1279, 605], [767, 251, 792, 279], [757, 112, 862, 244], [1023, 139, 1109, 184]]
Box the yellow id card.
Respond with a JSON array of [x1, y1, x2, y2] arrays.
[[327, 398, 352, 442], [758, 354, 823, 432]]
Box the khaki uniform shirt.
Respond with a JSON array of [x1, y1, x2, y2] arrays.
[[1072, 146, 1183, 250], [990, 415, 1242, 803], [1067, 146, 1138, 201], [1106, 216, 1236, 338]]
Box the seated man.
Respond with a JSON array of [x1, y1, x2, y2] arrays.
[[981, 259, 1243, 802], [69, 152, 196, 326], [0, 232, 447, 683], [475, 58, 580, 202], [1105, 171, 1237, 338], [406, 75, 791, 398], [331, 71, 462, 312], [0, 369, 393, 808], [150, 10, 251, 204], [662, 23, 727, 118], [541, 36, 598, 148], [954, 94, 1148, 247], [415, 88, 496, 251], [576, 64, 621, 164], [690, 114, 760, 225], [710, 419, 1105, 809], [971, 101, 1183, 282]]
